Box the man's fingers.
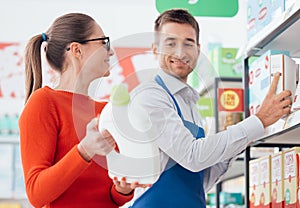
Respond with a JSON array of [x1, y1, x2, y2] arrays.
[[283, 106, 291, 114], [277, 90, 292, 101], [268, 72, 281, 95], [280, 98, 292, 108]]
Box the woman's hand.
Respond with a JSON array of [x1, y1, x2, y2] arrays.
[[113, 177, 152, 195], [78, 117, 116, 161]]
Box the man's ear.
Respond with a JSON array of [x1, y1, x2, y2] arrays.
[[68, 42, 82, 58], [197, 43, 201, 56], [152, 43, 158, 59]]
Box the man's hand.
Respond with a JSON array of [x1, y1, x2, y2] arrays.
[[255, 73, 292, 128]]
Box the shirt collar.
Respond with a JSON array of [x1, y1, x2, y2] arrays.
[[157, 70, 200, 104]]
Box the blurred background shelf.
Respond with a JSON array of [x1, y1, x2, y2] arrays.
[[0, 136, 20, 144], [221, 157, 245, 182], [246, 3, 300, 57]]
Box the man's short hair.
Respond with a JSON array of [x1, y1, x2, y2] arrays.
[[154, 9, 200, 43]]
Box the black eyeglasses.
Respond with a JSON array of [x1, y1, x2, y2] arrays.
[[66, 37, 110, 51]]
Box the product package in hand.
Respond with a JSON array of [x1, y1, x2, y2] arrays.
[[99, 84, 160, 184]]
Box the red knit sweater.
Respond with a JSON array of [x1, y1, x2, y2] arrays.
[[19, 86, 133, 208]]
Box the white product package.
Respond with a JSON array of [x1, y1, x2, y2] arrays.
[[99, 84, 160, 184]]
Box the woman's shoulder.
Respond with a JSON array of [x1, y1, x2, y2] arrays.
[[26, 86, 54, 103], [20, 87, 58, 123]]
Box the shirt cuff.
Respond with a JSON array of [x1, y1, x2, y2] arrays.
[[110, 185, 134, 206], [238, 115, 264, 143]]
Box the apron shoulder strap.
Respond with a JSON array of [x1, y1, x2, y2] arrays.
[[154, 75, 183, 118]]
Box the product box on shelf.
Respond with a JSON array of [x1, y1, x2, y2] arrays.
[[257, 0, 272, 32], [265, 117, 287, 136], [250, 158, 260, 208], [258, 155, 272, 207], [266, 53, 297, 135], [248, 57, 269, 116], [284, 110, 300, 129], [206, 192, 244, 206], [0, 203, 21, 208], [270, 53, 298, 100], [285, 79, 300, 128], [285, 0, 297, 12], [283, 147, 300, 207], [291, 79, 300, 112], [271, 152, 284, 208], [247, 0, 272, 40], [219, 192, 244, 206], [247, 0, 259, 40], [298, 152, 300, 208], [206, 192, 216, 206], [0, 113, 20, 136], [270, 0, 285, 22], [248, 50, 289, 116]]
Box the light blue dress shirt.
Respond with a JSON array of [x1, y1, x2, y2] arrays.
[[130, 69, 264, 201]]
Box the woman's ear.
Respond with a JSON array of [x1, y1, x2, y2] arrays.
[[68, 42, 82, 58]]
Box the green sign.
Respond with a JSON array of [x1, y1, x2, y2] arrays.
[[156, 0, 239, 17], [197, 98, 214, 117]]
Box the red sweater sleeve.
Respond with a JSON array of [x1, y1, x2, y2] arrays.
[[110, 185, 134, 206], [19, 90, 90, 207]]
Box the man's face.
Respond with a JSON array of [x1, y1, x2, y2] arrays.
[[153, 22, 200, 82]]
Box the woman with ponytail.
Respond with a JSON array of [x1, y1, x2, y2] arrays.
[[19, 13, 141, 208]]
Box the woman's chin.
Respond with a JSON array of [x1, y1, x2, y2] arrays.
[[103, 71, 110, 77]]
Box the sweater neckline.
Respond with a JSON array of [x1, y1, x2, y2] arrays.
[[44, 86, 93, 100]]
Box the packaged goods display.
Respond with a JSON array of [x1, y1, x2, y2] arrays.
[[250, 159, 260, 207], [283, 147, 300, 207], [248, 147, 300, 207], [271, 152, 284, 207]]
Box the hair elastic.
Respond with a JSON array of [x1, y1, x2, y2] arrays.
[[41, 33, 47, 42]]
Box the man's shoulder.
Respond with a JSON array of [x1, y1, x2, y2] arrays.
[[131, 80, 162, 94], [130, 80, 171, 104]]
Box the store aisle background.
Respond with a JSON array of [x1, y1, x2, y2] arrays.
[[0, 0, 247, 207], [0, 0, 247, 52]]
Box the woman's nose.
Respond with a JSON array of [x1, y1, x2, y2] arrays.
[[108, 48, 114, 56]]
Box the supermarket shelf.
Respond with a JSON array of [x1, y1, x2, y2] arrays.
[[221, 158, 244, 182], [242, 2, 300, 207], [0, 199, 31, 208], [245, 3, 300, 58], [0, 136, 20, 144], [252, 122, 300, 146], [219, 150, 274, 182]]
